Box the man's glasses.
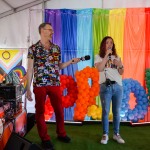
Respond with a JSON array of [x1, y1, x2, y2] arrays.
[[43, 28, 53, 32]]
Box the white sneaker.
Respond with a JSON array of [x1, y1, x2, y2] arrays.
[[100, 134, 109, 144], [113, 134, 125, 144]]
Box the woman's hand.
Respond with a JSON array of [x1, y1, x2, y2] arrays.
[[113, 58, 124, 75], [113, 58, 123, 68], [105, 49, 112, 57]]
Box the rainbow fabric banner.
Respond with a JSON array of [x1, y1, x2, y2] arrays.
[[45, 8, 150, 121], [45, 8, 150, 87]]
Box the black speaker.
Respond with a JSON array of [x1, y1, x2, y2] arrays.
[[4, 132, 42, 150], [0, 84, 22, 100]]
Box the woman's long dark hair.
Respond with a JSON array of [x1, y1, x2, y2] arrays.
[[99, 36, 117, 58]]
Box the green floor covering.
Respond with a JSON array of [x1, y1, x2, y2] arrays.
[[25, 123, 150, 150]]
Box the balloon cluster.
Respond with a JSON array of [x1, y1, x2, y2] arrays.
[[73, 66, 99, 121], [87, 105, 113, 120], [120, 78, 148, 122], [44, 75, 77, 120], [145, 69, 150, 104], [87, 105, 102, 120], [60, 75, 78, 108], [44, 96, 54, 120]]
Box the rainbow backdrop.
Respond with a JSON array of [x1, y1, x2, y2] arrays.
[[45, 8, 150, 87], [45, 8, 150, 121]]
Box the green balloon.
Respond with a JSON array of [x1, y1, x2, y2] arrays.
[[147, 80, 150, 85], [145, 77, 149, 81], [148, 73, 150, 78]]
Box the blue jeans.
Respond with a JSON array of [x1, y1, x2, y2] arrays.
[[100, 83, 123, 135]]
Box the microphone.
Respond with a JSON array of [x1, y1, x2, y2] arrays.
[[72, 55, 90, 62], [80, 55, 90, 61], [108, 53, 111, 59], [108, 48, 112, 60]]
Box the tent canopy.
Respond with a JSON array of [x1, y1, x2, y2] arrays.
[[0, 0, 49, 19]]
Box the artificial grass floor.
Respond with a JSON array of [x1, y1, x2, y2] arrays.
[[25, 123, 150, 150]]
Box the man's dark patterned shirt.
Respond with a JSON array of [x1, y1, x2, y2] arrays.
[[27, 41, 61, 87]]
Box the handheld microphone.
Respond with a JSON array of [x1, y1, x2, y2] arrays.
[[108, 53, 111, 59], [80, 55, 90, 61], [108, 48, 112, 60], [72, 55, 90, 62]]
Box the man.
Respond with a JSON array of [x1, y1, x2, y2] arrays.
[[26, 22, 80, 150]]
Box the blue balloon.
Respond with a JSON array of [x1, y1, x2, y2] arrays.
[[120, 111, 125, 117], [131, 87, 135, 92], [137, 114, 142, 119], [135, 85, 140, 90], [121, 78, 148, 123], [142, 98, 148, 103], [132, 117, 138, 123], [128, 113, 134, 120], [132, 110, 138, 117], [121, 116, 127, 121], [143, 110, 148, 115], [136, 105, 142, 110], [134, 108, 138, 112], [123, 94, 127, 99], [121, 102, 126, 108], [138, 110, 144, 115], [124, 107, 128, 113], [138, 101, 143, 105], [139, 90, 145, 96], [127, 83, 131, 88], [142, 104, 147, 110], [128, 109, 132, 114], [137, 95, 142, 101]]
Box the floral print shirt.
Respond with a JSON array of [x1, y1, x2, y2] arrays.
[[27, 41, 61, 87]]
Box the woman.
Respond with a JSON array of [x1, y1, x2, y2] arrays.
[[94, 36, 125, 144]]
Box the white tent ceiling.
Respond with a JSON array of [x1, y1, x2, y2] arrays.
[[0, 0, 149, 48], [1, 0, 150, 19], [0, 0, 50, 19]]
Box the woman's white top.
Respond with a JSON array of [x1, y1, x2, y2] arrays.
[[94, 54, 122, 86]]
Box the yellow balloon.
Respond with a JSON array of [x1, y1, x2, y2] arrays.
[[91, 105, 97, 110], [96, 108, 101, 113], [92, 114, 97, 120], [109, 114, 113, 120], [97, 116, 101, 120], [87, 110, 92, 117], [91, 111, 96, 116]]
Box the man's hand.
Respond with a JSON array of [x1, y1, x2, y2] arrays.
[[59, 58, 80, 69], [26, 90, 33, 101], [71, 58, 80, 64]]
